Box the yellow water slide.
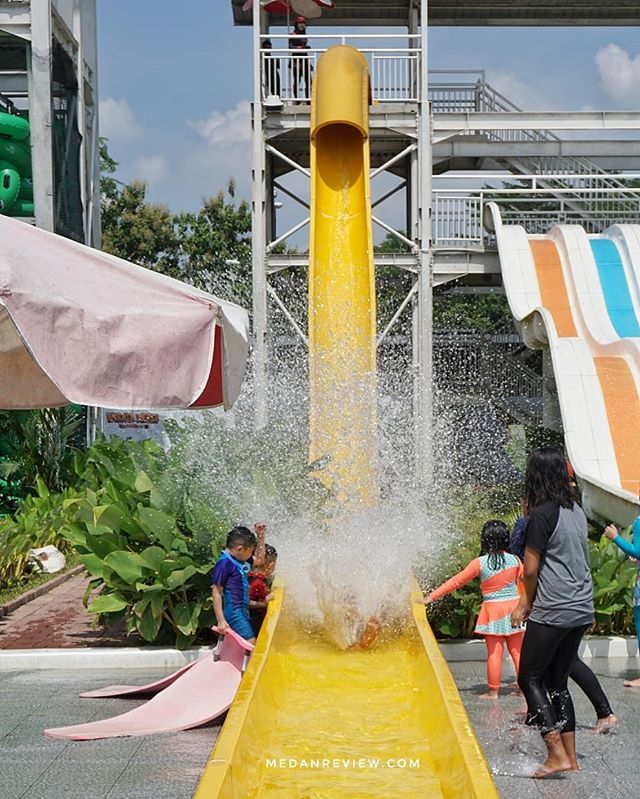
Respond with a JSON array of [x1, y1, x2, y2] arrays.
[[308, 46, 378, 507], [194, 47, 497, 799]]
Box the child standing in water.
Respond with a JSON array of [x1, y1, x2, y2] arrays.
[[425, 520, 524, 699]]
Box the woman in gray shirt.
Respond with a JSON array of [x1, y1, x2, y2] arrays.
[[511, 447, 594, 779]]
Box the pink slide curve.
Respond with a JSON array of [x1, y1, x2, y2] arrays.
[[44, 629, 253, 741], [79, 655, 207, 699]]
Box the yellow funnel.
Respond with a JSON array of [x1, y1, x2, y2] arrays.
[[308, 46, 378, 507]]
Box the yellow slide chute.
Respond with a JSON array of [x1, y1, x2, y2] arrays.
[[195, 47, 498, 799], [308, 46, 378, 507]]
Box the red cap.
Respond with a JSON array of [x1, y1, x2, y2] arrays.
[[295, 15, 306, 23]]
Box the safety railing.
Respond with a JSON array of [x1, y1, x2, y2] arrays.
[[259, 34, 421, 104], [432, 176, 640, 247], [434, 328, 543, 425]]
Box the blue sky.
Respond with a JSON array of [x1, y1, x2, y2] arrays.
[[97, 1, 640, 212]]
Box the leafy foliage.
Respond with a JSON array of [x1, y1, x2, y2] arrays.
[[59, 436, 221, 648], [0, 407, 84, 510], [0, 478, 80, 587], [589, 531, 637, 635], [67, 425, 330, 647]]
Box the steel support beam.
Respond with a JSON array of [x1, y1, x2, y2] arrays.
[[415, 0, 433, 484], [251, 2, 268, 428], [28, 0, 55, 232], [433, 138, 640, 164], [434, 111, 640, 142]]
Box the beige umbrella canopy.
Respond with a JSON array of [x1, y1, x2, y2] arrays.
[[0, 216, 249, 411]]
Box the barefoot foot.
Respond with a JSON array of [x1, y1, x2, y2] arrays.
[[478, 689, 499, 700], [593, 714, 618, 734], [532, 758, 571, 779], [623, 677, 640, 688]]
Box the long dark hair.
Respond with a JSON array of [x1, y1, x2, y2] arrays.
[[524, 447, 574, 510], [480, 520, 510, 571]]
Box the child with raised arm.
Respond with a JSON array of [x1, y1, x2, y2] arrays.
[[248, 542, 277, 635], [211, 526, 257, 644], [425, 520, 524, 699], [605, 518, 640, 687]]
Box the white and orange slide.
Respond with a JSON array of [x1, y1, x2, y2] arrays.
[[485, 203, 640, 527], [44, 629, 253, 741]]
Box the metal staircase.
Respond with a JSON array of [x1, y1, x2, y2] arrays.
[[430, 76, 640, 231]]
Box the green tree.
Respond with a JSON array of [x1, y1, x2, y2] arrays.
[[171, 180, 252, 306], [99, 142, 252, 307], [100, 139, 179, 270]]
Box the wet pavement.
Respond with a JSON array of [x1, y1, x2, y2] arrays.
[[453, 657, 640, 798], [1, 657, 638, 798], [0, 667, 218, 799]]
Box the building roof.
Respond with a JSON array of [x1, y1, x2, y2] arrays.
[[230, 1, 640, 27]]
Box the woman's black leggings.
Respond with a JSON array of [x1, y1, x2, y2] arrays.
[[570, 658, 613, 719], [517, 620, 590, 735]]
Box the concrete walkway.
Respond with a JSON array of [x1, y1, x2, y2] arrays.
[[2, 580, 639, 797], [0, 667, 217, 799], [1, 658, 638, 799]]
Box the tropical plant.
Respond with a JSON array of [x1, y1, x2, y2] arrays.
[[589, 531, 637, 636], [0, 477, 80, 587], [54, 436, 218, 648], [0, 406, 84, 506], [62, 423, 330, 648]]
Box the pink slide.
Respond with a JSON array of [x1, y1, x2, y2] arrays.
[[79, 655, 207, 699], [44, 630, 253, 741]]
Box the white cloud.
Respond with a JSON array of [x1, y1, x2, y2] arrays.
[[484, 70, 555, 111], [99, 97, 142, 141], [132, 154, 167, 184], [184, 100, 253, 200], [596, 44, 640, 104], [190, 100, 251, 148]]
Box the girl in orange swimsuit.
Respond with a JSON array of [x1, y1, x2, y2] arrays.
[[425, 520, 524, 699]]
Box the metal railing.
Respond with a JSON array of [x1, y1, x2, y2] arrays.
[[429, 77, 640, 212], [434, 323, 543, 425], [433, 176, 640, 246], [260, 34, 421, 104]]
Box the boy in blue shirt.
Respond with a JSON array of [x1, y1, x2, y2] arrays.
[[212, 526, 258, 643]]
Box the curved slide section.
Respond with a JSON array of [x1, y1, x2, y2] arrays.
[[44, 630, 253, 740], [486, 203, 640, 526], [194, 47, 498, 799], [78, 655, 207, 699]]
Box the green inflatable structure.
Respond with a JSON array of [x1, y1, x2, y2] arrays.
[[0, 111, 34, 217]]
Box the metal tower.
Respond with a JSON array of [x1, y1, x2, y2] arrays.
[[234, 0, 433, 478], [233, 0, 640, 479], [0, 0, 100, 245]]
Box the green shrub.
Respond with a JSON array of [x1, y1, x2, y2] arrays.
[[425, 489, 638, 640], [59, 419, 329, 648], [0, 477, 80, 588], [589, 531, 637, 636], [60, 436, 219, 648]]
